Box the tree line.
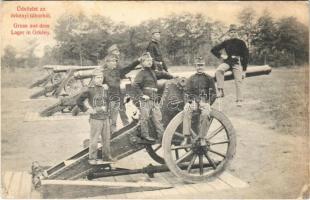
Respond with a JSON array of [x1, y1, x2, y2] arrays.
[[2, 8, 308, 70]]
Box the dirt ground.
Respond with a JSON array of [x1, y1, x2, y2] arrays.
[[1, 66, 309, 198]]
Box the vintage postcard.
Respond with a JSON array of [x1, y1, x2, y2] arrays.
[[1, 1, 309, 199]]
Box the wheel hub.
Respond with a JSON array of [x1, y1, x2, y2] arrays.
[[192, 138, 209, 155]]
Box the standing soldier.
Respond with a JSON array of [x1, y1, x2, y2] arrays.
[[101, 50, 141, 133], [146, 28, 168, 72], [182, 57, 217, 144], [133, 52, 174, 142], [76, 69, 114, 165], [211, 24, 249, 106]]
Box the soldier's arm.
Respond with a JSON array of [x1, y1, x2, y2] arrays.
[[211, 41, 226, 59], [146, 42, 156, 61], [154, 71, 174, 80], [76, 88, 90, 112], [183, 78, 193, 103], [162, 61, 168, 72], [240, 41, 249, 71], [208, 77, 217, 105], [132, 71, 144, 97], [120, 60, 140, 77]]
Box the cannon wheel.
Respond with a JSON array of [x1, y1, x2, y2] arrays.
[[145, 144, 165, 164], [64, 76, 84, 96], [162, 109, 236, 183]]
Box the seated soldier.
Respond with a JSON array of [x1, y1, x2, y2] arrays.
[[182, 57, 217, 144], [132, 52, 174, 142], [76, 69, 115, 165]]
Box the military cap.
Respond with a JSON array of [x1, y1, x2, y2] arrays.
[[228, 24, 238, 32], [194, 56, 205, 65], [151, 28, 161, 34], [107, 44, 119, 53]]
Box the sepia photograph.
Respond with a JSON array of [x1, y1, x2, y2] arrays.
[[1, 1, 309, 199]]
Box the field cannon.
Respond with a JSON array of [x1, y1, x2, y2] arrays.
[[39, 65, 272, 117], [29, 65, 100, 99], [32, 65, 271, 195]]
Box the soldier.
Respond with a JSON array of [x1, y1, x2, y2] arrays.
[[101, 47, 141, 132], [133, 52, 174, 142], [182, 57, 217, 144], [76, 68, 114, 165], [211, 24, 249, 107], [146, 28, 168, 72]]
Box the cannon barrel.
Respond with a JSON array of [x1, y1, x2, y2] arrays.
[[43, 65, 100, 73], [157, 65, 272, 88]]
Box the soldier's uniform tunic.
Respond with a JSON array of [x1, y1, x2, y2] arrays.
[[146, 40, 168, 72], [183, 72, 217, 137], [133, 68, 173, 139], [102, 60, 140, 132], [76, 85, 110, 160], [211, 38, 249, 101]]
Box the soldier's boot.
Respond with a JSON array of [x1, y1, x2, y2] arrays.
[[141, 132, 156, 143]]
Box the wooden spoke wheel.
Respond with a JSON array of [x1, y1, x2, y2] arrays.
[[64, 77, 84, 96], [162, 109, 236, 183], [145, 144, 165, 164]]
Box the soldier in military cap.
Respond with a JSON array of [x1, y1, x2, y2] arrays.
[[146, 28, 168, 72], [76, 68, 114, 165], [182, 56, 217, 144], [211, 24, 249, 106], [101, 47, 141, 132], [133, 52, 174, 142], [107, 44, 120, 59]]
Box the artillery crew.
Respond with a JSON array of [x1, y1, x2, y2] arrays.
[[101, 46, 141, 132], [182, 57, 217, 143], [133, 52, 174, 142], [76, 68, 115, 165], [211, 24, 249, 106], [146, 28, 168, 72]]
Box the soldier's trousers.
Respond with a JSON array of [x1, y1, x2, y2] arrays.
[[183, 102, 211, 138], [110, 100, 129, 133], [140, 100, 164, 139], [216, 63, 243, 101], [89, 118, 111, 160]]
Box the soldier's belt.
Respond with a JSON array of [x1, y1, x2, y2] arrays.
[[144, 87, 158, 92]]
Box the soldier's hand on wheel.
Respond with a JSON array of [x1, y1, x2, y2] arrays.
[[242, 71, 246, 79], [220, 54, 228, 60], [201, 102, 211, 116], [88, 108, 96, 114], [142, 95, 150, 101]]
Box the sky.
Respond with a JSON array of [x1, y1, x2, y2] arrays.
[[1, 1, 309, 57]]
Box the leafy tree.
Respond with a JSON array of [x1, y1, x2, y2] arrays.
[[1, 45, 17, 70], [251, 10, 277, 64], [274, 17, 309, 65]]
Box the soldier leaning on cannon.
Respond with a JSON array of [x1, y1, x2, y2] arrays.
[[100, 45, 141, 133], [76, 68, 115, 165], [211, 24, 249, 107], [146, 28, 168, 72], [182, 57, 217, 144], [133, 52, 174, 142]]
